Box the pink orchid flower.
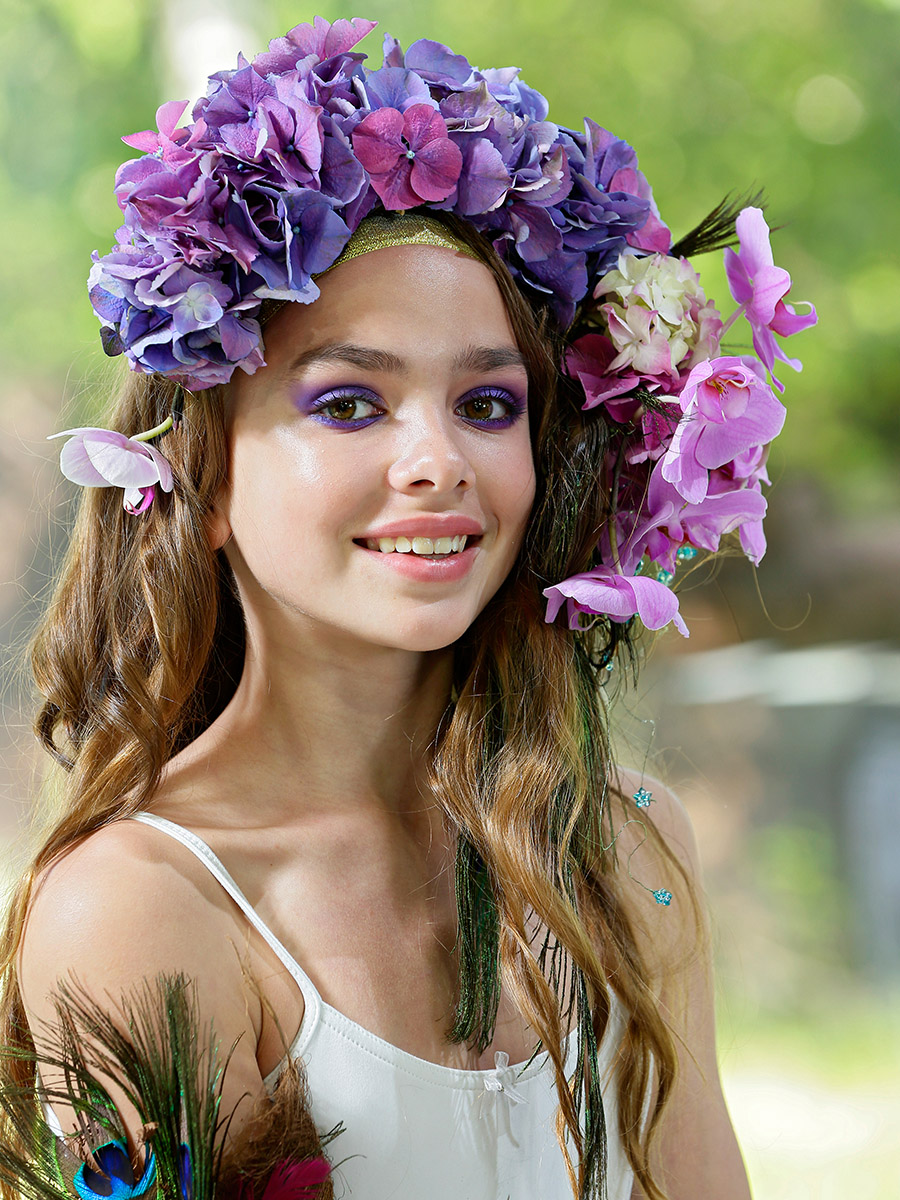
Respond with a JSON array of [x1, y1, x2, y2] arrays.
[[351, 104, 463, 210], [49, 425, 174, 514], [724, 207, 817, 392], [660, 356, 785, 505], [543, 568, 689, 637]]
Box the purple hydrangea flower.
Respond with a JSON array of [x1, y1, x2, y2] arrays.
[[281, 190, 353, 295], [253, 92, 324, 185], [199, 58, 279, 160], [253, 15, 377, 75], [121, 100, 208, 166], [361, 66, 435, 113], [556, 120, 668, 267], [381, 35, 475, 90], [478, 67, 549, 121]]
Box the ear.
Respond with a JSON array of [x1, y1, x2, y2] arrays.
[[205, 493, 232, 551]]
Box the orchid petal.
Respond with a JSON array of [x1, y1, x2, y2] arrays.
[[141, 441, 174, 492], [733, 207, 775, 275], [80, 436, 163, 488], [124, 486, 156, 514], [769, 298, 818, 337], [543, 570, 689, 636]]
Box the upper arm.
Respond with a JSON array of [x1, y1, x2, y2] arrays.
[[18, 820, 266, 1148], [614, 768, 751, 1200]]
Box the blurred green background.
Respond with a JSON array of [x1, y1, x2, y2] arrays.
[[1, 1, 898, 1196]]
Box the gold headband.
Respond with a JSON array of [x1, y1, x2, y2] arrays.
[[317, 212, 483, 278], [260, 213, 484, 327]]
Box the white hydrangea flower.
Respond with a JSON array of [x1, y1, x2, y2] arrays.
[[592, 253, 722, 380]]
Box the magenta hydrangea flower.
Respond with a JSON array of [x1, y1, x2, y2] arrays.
[[49, 427, 174, 514], [351, 103, 463, 210], [724, 207, 817, 391], [565, 333, 644, 420]]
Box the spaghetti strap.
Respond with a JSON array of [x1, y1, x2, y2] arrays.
[[127, 813, 323, 1022]]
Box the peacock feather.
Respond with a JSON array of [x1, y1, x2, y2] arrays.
[[0, 974, 342, 1200]]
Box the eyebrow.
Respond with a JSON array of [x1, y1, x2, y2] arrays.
[[284, 341, 528, 377]]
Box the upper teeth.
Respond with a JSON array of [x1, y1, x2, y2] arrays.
[[364, 535, 468, 555]]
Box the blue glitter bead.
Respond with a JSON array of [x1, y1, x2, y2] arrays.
[[653, 889, 672, 906], [633, 787, 654, 808], [676, 545, 698, 561], [634, 559, 645, 575], [656, 569, 674, 586]]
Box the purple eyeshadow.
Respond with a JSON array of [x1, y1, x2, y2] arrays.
[[456, 387, 528, 429], [292, 384, 384, 430], [291, 383, 528, 432]]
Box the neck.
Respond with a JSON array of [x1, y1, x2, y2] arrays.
[[202, 612, 456, 823]]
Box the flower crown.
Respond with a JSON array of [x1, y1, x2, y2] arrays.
[[56, 15, 817, 638]]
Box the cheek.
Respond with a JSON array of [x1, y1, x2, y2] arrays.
[[227, 428, 364, 532], [499, 440, 537, 533]]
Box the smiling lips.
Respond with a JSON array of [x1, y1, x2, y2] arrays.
[[354, 523, 482, 581], [364, 534, 469, 557], [354, 515, 484, 563]]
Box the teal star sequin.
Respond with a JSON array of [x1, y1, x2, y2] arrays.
[[633, 787, 653, 808], [653, 889, 672, 906]]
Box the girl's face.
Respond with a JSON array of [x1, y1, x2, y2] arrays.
[[213, 243, 537, 655]]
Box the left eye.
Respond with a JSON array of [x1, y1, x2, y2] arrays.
[[457, 393, 516, 422]]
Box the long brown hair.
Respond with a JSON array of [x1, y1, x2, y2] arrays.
[[1, 215, 689, 1200]]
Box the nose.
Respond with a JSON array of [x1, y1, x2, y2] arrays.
[[386, 407, 475, 495]]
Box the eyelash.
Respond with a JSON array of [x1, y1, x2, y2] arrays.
[[309, 387, 526, 430]]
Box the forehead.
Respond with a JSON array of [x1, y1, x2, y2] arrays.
[[261, 243, 519, 372]]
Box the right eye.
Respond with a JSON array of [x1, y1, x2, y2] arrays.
[[309, 390, 384, 427], [318, 396, 380, 421]]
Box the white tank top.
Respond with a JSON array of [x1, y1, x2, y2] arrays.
[[129, 813, 635, 1200]]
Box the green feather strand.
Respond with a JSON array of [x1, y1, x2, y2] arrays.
[[449, 639, 614, 1197], [669, 187, 767, 260], [450, 834, 502, 1053], [572, 968, 608, 1200]]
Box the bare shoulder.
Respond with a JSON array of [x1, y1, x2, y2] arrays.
[[19, 818, 260, 1057], [607, 766, 708, 977], [19, 818, 266, 1140], [609, 779, 751, 1198], [614, 765, 702, 875]]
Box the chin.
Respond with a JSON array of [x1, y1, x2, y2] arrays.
[[373, 620, 473, 655]]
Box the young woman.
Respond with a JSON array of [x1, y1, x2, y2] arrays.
[[0, 16, 814, 1200]]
